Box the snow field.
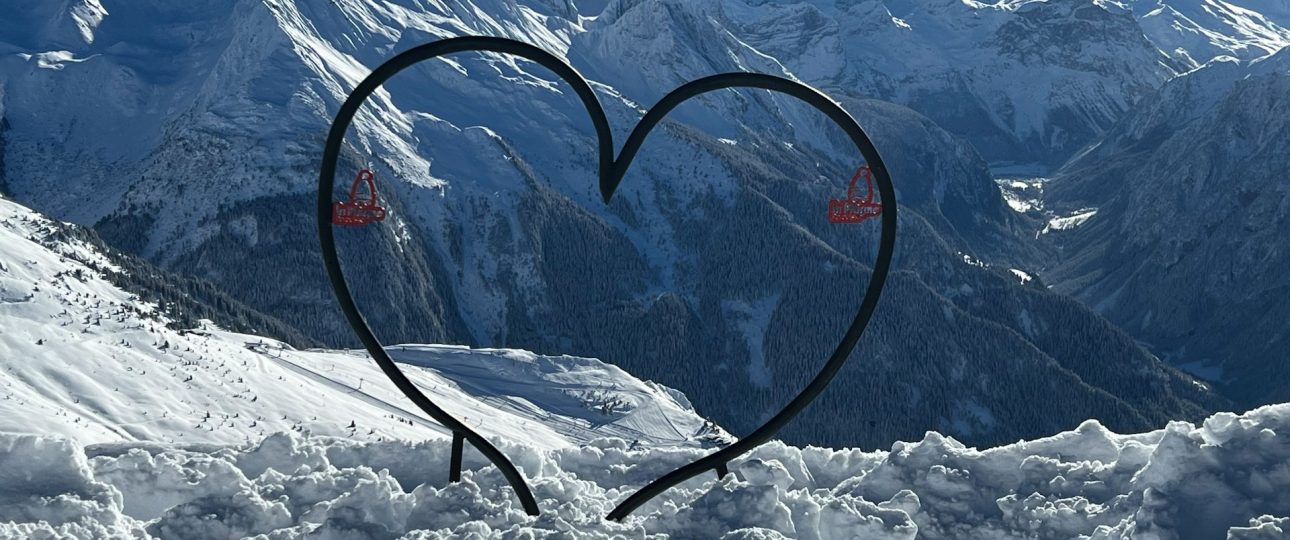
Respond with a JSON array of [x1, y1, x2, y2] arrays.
[[3, 402, 1290, 538]]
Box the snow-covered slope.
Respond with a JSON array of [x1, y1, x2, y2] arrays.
[[705, 0, 1177, 169], [0, 195, 722, 449], [3, 403, 1289, 538], [1129, 0, 1290, 68]]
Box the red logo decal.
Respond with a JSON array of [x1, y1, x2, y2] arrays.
[[828, 166, 882, 224], [332, 168, 388, 226]]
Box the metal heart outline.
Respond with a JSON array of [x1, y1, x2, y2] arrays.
[[602, 72, 897, 520], [316, 36, 897, 521]]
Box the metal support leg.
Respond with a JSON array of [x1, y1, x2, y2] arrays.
[[449, 431, 464, 482]]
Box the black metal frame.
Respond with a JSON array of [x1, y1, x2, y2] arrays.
[[602, 73, 897, 520], [317, 36, 613, 517], [317, 36, 896, 522]]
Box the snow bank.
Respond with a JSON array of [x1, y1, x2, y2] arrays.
[[3, 404, 1288, 538]]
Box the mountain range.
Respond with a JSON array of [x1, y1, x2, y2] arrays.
[[2, 0, 1286, 451]]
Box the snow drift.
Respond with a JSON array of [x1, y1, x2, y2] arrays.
[[3, 404, 1289, 538]]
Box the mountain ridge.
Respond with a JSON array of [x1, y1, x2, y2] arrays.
[[0, 0, 1233, 448], [1042, 47, 1290, 405]]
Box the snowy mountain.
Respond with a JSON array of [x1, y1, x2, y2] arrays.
[[708, 0, 1178, 169], [1042, 47, 1290, 405], [0, 0, 1229, 450], [1128, 0, 1290, 68], [1, 1, 1288, 537], [0, 195, 723, 448]]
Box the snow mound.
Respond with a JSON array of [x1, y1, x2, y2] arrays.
[[3, 405, 1288, 538]]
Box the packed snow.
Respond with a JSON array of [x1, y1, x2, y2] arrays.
[[1008, 268, 1034, 285], [995, 177, 1047, 214], [1042, 209, 1100, 235]]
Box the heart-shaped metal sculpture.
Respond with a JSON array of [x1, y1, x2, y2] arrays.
[[317, 36, 896, 520]]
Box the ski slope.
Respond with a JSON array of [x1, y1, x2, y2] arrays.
[[0, 196, 724, 450]]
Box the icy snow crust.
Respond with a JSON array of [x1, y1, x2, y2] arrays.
[[1, 406, 1288, 538]]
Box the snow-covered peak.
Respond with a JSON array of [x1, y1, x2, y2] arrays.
[[0, 0, 588, 230], [1131, 0, 1290, 68], [574, 0, 795, 105], [716, 0, 1175, 167]]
